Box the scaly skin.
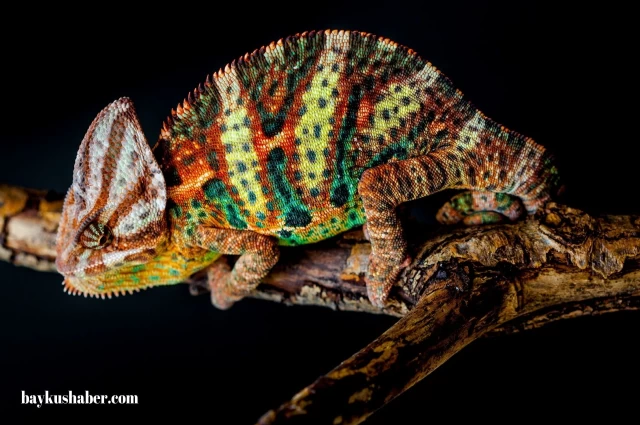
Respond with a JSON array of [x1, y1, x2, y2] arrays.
[[55, 30, 561, 307]]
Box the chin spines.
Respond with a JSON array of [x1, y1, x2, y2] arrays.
[[61, 280, 148, 299]]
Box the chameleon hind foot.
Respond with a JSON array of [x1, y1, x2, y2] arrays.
[[365, 254, 412, 307], [436, 191, 524, 225], [360, 222, 411, 306], [358, 154, 456, 307]]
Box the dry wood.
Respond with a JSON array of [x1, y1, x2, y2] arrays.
[[1, 182, 639, 424]]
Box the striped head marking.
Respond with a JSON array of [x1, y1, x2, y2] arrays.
[[56, 97, 169, 298]]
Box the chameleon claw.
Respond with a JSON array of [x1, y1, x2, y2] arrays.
[[210, 288, 238, 310], [188, 280, 210, 296], [365, 254, 412, 307], [365, 278, 391, 308], [362, 223, 370, 241]]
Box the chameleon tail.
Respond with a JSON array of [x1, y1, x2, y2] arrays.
[[436, 191, 524, 225]]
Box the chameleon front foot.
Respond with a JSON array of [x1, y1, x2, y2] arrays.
[[205, 257, 245, 310], [195, 227, 280, 310], [186, 261, 241, 309]]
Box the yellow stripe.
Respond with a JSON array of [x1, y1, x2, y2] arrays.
[[293, 36, 346, 197], [216, 71, 269, 222], [360, 82, 422, 148]]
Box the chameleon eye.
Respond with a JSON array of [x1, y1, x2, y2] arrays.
[[79, 221, 113, 250]]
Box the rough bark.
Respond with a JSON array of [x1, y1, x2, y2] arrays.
[[2, 182, 639, 424], [255, 206, 640, 425], [0, 184, 63, 272]]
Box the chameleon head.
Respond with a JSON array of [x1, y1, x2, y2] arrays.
[[55, 97, 169, 298]]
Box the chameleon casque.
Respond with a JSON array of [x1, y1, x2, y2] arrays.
[[55, 30, 561, 308]]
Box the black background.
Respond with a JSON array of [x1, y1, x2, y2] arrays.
[[1, 1, 638, 422]]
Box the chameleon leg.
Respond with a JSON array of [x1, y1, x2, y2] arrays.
[[358, 152, 457, 307], [436, 191, 525, 225], [195, 227, 279, 309]]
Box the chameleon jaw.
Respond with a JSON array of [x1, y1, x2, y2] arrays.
[[56, 246, 163, 299]]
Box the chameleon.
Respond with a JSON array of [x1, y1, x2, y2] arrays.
[[55, 29, 561, 308]]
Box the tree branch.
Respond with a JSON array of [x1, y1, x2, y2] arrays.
[[0, 184, 63, 272], [2, 182, 639, 424], [255, 205, 640, 425]]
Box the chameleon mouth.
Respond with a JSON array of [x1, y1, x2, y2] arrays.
[[57, 261, 105, 277]]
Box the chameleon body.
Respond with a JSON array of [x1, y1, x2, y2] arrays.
[[55, 30, 561, 308]]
